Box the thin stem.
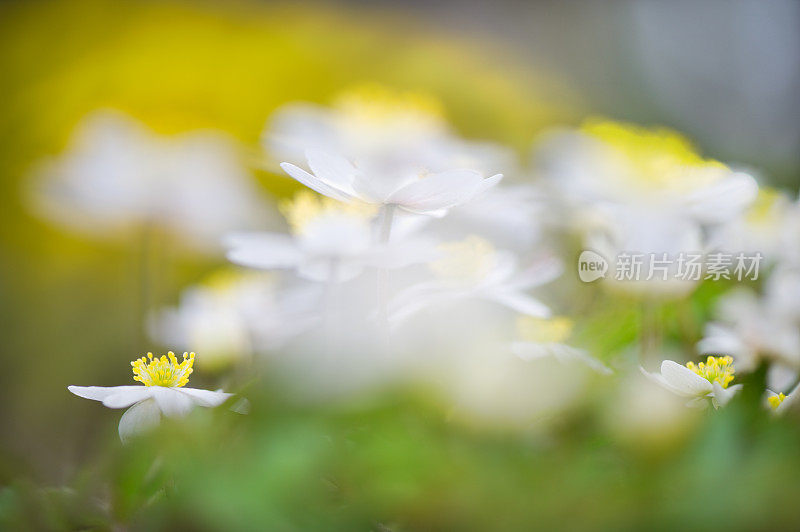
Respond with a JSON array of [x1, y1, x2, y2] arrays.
[[639, 298, 661, 366], [376, 203, 396, 333], [379, 203, 396, 244], [323, 257, 340, 338]]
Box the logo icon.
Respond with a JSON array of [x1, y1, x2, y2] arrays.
[[578, 250, 608, 282]]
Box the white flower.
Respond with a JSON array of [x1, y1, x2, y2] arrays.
[[536, 119, 757, 222], [697, 288, 800, 372], [764, 265, 800, 324], [708, 187, 794, 264], [281, 150, 502, 217], [511, 316, 611, 374], [26, 110, 272, 251], [642, 356, 742, 409], [432, 184, 546, 252], [535, 119, 758, 297], [388, 236, 560, 324], [149, 270, 320, 369], [766, 384, 800, 415], [266, 84, 516, 180], [225, 192, 435, 282], [585, 206, 704, 297], [68, 352, 233, 441]]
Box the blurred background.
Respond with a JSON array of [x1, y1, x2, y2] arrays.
[[1, 0, 799, 529]]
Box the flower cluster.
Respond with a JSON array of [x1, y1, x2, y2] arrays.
[[51, 85, 800, 434]]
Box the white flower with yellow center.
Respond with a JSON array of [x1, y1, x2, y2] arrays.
[[697, 288, 800, 373], [388, 236, 560, 324], [149, 269, 321, 370], [537, 119, 758, 298], [226, 191, 434, 282], [267, 84, 514, 187], [765, 384, 800, 415], [268, 86, 505, 219], [709, 188, 794, 263], [642, 355, 742, 409], [536, 119, 757, 221], [511, 316, 611, 374], [68, 352, 233, 441]]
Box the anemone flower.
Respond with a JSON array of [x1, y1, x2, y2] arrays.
[[68, 352, 233, 442], [388, 236, 560, 325], [642, 356, 742, 409]]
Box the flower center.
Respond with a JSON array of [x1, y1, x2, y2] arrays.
[[686, 356, 735, 388], [768, 393, 787, 410], [430, 236, 495, 283], [280, 191, 377, 235], [132, 351, 195, 387], [517, 316, 573, 344], [334, 83, 444, 128], [582, 119, 727, 192]]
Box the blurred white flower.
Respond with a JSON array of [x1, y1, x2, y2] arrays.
[[708, 187, 794, 263], [433, 184, 546, 252], [536, 119, 758, 221], [267, 84, 516, 179], [536, 119, 758, 297], [586, 207, 703, 297], [764, 265, 800, 324], [280, 150, 502, 217], [511, 316, 611, 374], [226, 191, 435, 282], [388, 236, 560, 324], [149, 269, 320, 370], [68, 352, 233, 442], [26, 110, 272, 251], [605, 372, 698, 449], [642, 356, 741, 409], [439, 341, 592, 430], [697, 288, 800, 372]]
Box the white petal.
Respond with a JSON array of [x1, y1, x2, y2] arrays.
[[688, 171, 758, 224], [68, 385, 139, 402], [468, 173, 503, 198], [225, 232, 301, 270], [685, 396, 711, 409], [484, 291, 551, 318], [660, 360, 713, 396], [102, 387, 155, 409], [711, 382, 741, 408], [554, 345, 613, 375], [388, 170, 484, 213], [511, 342, 550, 361], [388, 290, 461, 325], [305, 149, 358, 195], [506, 256, 563, 291], [178, 388, 233, 407], [280, 162, 353, 202], [697, 324, 745, 358], [152, 387, 196, 418], [118, 398, 161, 442]]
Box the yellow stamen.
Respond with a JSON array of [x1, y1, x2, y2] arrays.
[[517, 316, 573, 344], [430, 236, 495, 282], [131, 351, 195, 387], [768, 393, 787, 410], [279, 190, 377, 234], [686, 355, 735, 389]]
